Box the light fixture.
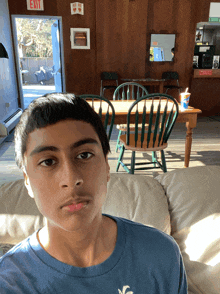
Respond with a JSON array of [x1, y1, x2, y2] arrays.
[[0, 43, 9, 59]]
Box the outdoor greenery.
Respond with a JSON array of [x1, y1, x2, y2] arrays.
[[16, 18, 55, 58]]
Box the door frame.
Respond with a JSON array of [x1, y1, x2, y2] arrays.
[[11, 15, 66, 110]]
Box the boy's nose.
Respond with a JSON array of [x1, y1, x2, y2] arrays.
[[59, 161, 83, 188]]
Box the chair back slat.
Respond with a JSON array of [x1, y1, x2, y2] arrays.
[[91, 99, 94, 109], [132, 85, 135, 100], [164, 106, 174, 140], [126, 114, 131, 145], [98, 100, 103, 118], [121, 88, 125, 100], [152, 99, 161, 147], [79, 94, 115, 141], [113, 82, 148, 100], [127, 86, 130, 100], [137, 88, 140, 100], [140, 104, 147, 147], [134, 108, 139, 147], [126, 93, 179, 150], [163, 105, 177, 142], [146, 100, 154, 148], [158, 100, 168, 146]]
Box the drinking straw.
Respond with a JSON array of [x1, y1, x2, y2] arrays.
[[185, 87, 188, 93]]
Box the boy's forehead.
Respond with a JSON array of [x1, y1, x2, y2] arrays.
[[27, 119, 97, 137], [25, 119, 101, 151]]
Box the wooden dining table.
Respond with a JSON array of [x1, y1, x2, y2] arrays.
[[89, 99, 202, 168], [121, 78, 166, 93]]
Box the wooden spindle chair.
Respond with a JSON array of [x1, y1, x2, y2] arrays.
[[113, 82, 149, 152], [79, 94, 115, 141], [116, 93, 179, 174]]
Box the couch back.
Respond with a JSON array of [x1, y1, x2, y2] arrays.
[[0, 170, 170, 245], [156, 165, 220, 294]]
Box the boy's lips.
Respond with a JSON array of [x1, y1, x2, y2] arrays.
[[61, 198, 89, 210], [66, 202, 88, 212]]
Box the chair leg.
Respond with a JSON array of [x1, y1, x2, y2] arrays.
[[131, 151, 135, 174], [116, 145, 125, 172], [115, 130, 122, 152], [152, 151, 157, 167], [160, 150, 167, 172]]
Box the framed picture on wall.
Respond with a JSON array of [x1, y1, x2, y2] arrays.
[[70, 28, 90, 49], [195, 29, 203, 43]]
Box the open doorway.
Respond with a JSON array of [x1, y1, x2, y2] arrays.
[[11, 15, 65, 109]]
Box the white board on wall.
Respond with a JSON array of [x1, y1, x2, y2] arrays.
[[209, 2, 220, 17]]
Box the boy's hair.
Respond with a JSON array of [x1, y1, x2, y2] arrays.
[[14, 93, 110, 170]]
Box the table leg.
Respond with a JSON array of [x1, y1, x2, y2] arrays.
[[184, 115, 197, 167], [185, 122, 193, 167]]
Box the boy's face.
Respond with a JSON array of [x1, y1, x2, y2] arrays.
[[23, 119, 110, 233]]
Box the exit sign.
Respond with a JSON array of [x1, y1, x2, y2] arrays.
[[27, 0, 44, 10]]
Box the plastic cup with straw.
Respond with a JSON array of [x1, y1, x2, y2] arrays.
[[180, 87, 190, 111]]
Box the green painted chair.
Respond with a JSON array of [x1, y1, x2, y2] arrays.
[[113, 82, 148, 101], [116, 93, 179, 174], [79, 94, 115, 141], [113, 82, 149, 152]]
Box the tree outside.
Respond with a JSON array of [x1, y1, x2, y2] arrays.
[[16, 18, 54, 58]]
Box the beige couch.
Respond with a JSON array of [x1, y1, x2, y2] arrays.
[[0, 165, 220, 293]]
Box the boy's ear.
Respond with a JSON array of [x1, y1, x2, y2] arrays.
[[106, 157, 110, 182], [107, 171, 110, 182], [23, 170, 34, 199]]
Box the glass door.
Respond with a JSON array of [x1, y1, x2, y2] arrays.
[[11, 15, 65, 109]]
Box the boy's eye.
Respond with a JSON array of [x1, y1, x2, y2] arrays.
[[77, 152, 93, 160], [40, 159, 56, 167]]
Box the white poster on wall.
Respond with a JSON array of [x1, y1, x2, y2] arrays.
[[70, 28, 90, 49], [209, 2, 220, 17], [26, 0, 44, 11]]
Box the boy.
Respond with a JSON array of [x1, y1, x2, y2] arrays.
[[0, 93, 187, 293]]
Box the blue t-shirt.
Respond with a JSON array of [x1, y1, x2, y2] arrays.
[[0, 215, 187, 293]]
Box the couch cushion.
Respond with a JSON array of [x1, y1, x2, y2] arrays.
[[156, 165, 220, 294], [0, 179, 46, 244], [0, 173, 171, 245], [103, 173, 171, 234]]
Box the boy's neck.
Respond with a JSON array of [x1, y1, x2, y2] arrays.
[[37, 215, 117, 267]]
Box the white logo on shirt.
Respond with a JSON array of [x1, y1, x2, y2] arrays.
[[118, 285, 134, 294]]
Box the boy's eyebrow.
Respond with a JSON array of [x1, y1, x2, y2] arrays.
[[29, 138, 99, 157]]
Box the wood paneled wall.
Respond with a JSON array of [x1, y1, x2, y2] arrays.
[[7, 0, 219, 99]]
